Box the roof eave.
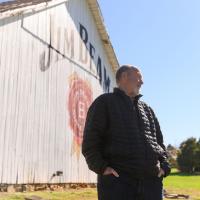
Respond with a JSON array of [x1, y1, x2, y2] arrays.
[[87, 0, 119, 73]]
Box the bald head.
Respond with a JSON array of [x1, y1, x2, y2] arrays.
[[116, 65, 140, 83], [115, 65, 143, 97]]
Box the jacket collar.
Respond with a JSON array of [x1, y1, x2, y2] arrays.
[[113, 87, 143, 101]]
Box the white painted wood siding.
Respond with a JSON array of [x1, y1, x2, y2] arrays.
[[0, 0, 116, 184]]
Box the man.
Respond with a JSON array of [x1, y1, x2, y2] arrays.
[[82, 65, 171, 200]]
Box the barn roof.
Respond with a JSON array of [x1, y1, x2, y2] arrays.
[[0, 0, 119, 72], [0, 0, 50, 13]]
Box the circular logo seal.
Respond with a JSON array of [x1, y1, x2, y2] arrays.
[[68, 73, 93, 149]]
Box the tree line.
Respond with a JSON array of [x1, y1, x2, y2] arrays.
[[167, 137, 200, 173]]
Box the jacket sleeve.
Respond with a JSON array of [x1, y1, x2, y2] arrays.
[[82, 95, 109, 175], [149, 107, 171, 177]]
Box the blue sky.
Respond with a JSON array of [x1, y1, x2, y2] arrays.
[[0, 0, 14, 2], [1, 0, 199, 147], [98, 0, 200, 147]]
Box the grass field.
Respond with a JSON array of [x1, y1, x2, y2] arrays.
[[0, 169, 199, 200], [0, 189, 97, 200], [163, 168, 200, 200]]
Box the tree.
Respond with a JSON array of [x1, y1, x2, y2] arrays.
[[167, 144, 178, 168], [177, 137, 199, 173], [195, 139, 200, 172]]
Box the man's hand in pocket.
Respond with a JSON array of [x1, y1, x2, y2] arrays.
[[158, 168, 165, 177], [103, 167, 119, 177]]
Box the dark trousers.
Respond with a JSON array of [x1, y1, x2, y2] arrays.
[[97, 172, 163, 200]]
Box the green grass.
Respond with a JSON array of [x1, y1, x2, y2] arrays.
[[0, 169, 199, 200], [0, 189, 97, 200], [163, 168, 200, 200]]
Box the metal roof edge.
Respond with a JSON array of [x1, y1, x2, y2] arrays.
[[87, 0, 119, 73], [0, 0, 67, 19]]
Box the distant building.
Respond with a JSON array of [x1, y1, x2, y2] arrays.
[[0, 0, 119, 184]]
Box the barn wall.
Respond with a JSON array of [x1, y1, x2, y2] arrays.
[[0, 0, 116, 184]]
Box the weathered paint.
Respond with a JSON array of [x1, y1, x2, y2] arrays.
[[0, 0, 118, 184]]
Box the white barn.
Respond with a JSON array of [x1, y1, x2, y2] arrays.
[[0, 0, 119, 184]]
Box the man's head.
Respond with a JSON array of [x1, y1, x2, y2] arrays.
[[116, 65, 143, 97]]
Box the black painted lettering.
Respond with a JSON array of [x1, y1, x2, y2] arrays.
[[79, 24, 88, 64], [64, 28, 75, 59], [103, 67, 110, 93], [97, 56, 102, 84], [79, 24, 88, 46], [89, 43, 95, 70]]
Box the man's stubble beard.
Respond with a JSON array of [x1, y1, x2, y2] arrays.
[[133, 88, 140, 96]]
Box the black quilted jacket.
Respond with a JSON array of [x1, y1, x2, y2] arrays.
[[82, 88, 171, 178]]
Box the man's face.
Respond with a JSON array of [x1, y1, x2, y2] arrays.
[[125, 69, 143, 96]]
